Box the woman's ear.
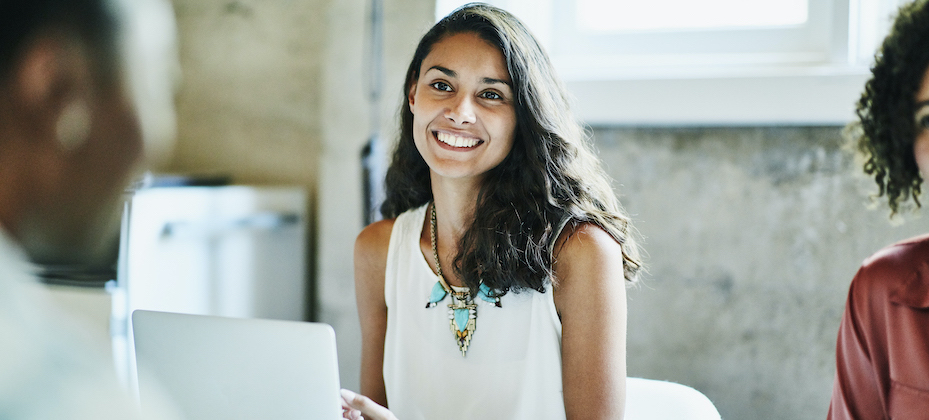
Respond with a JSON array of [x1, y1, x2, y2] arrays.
[[407, 82, 417, 112]]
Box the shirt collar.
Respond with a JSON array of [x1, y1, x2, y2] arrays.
[[890, 260, 929, 309]]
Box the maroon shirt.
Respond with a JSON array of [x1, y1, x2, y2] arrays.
[[828, 234, 929, 420]]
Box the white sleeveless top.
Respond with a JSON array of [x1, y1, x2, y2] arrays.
[[383, 204, 566, 420]]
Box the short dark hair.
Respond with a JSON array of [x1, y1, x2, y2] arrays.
[[850, 0, 929, 214], [0, 0, 118, 83]]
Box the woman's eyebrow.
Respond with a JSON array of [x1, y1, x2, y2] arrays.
[[427, 65, 456, 78], [917, 100, 929, 109], [482, 77, 511, 87], [425, 65, 511, 87]]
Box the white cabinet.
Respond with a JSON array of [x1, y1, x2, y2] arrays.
[[110, 186, 307, 389]]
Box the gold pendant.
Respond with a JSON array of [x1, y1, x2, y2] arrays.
[[448, 300, 477, 356]]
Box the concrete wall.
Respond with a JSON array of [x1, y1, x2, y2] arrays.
[[169, 0, 324, 186], [595, 126, 929, 420]]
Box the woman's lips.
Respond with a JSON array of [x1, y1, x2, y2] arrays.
[[435, 131, 483, 148]]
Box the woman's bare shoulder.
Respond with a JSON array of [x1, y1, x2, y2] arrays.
[[553, 222, 622, 266], [355, 218, 397, 271], [356, 219, 396, 249], [552, 221, 624, 293]]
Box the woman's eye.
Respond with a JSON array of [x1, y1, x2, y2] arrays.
[[430, 82, 452, 92], [480, 91, 502, 100], [915, 107, 929, 128], [920, 115, 929, 129]]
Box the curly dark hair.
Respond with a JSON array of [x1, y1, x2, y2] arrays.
[[851, 0, 929, 214], [381, 3, 642, 295]]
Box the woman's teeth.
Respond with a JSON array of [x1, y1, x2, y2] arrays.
[[437, 132, 480, 148]]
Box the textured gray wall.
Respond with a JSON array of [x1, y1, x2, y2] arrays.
[[170, 0, 324, 185], [594, 126, 929, 420]]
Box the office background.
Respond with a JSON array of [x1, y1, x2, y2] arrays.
[[48, 1, 929, 419]]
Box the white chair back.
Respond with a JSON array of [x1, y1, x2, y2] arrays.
[[625, 377, 722, 420]]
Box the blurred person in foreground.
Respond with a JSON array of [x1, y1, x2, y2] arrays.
[[0, 0, 179, 418], [828, 0, 929, 418]]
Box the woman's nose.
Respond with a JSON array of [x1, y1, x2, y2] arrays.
[[446, 95, 476, 124]]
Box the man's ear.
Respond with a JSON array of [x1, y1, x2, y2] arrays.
[[12, 34, 92, 151], [17, 37, 62, 109], [13, 35, 81, 115]]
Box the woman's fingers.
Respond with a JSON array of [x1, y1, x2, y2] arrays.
[[342, 409, 363, 420], [340, 390, 364, 420], [340, 389, 398, 420], [341, 406, 363, 420]]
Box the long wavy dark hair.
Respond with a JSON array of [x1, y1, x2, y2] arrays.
[[849, 0, 929, 215], [381, 3, 642, 294]]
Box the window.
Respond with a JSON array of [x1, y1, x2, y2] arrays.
[[550, 0, 832, 80], [576, 0, 809, 31], [435, 0, 907, 125]]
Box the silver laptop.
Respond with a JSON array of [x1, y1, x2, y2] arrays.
[[132, 310, 342, 420]]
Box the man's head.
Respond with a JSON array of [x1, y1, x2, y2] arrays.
[[0, 0, 145, 265]]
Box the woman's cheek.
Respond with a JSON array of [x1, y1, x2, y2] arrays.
[[913, 134, 929, 177]]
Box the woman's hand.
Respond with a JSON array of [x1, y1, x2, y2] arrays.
[[341, 389, 398, 420]]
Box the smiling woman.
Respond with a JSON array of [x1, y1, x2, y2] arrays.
[[344, 3, 642, 420]]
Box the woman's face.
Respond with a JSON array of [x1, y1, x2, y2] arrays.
[[913, 65, 929, 177], [408, 31, 516, 182]]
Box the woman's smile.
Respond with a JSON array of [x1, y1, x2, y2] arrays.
[[434, 131, 484, 149]]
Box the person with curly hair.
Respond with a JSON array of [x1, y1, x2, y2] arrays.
[[829, 0, 929, 418], [343, 3, 642, 420]]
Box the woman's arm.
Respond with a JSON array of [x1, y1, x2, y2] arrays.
[[827, 269, 885, 420], [353, 219, 395, 407], [553, 222, 628, 420]]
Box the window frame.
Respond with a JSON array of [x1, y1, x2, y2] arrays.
[[435, 0, 904, 126]]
